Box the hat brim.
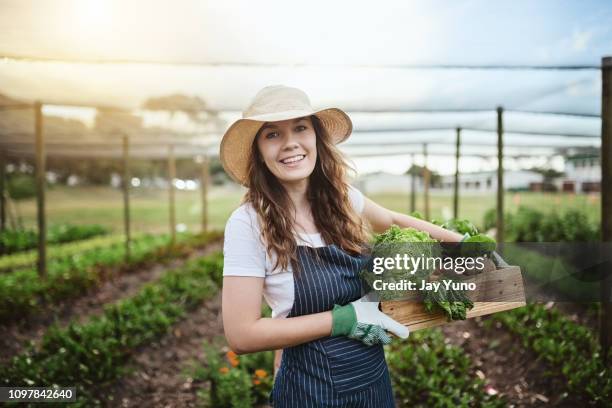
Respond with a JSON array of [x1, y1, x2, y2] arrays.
[[220, 108, 352, 186]]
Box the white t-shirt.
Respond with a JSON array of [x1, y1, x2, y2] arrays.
[[222, 185, 365, 319]]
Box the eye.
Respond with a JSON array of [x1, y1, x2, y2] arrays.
[[265, 131, 279, 139], [295, 125, 307, 132]]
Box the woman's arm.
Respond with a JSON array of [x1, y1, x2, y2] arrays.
[[362, 196, 463, 242], [222, 276, 332, 355]]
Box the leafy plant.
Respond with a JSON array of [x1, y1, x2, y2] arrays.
[[482, 206, 599, 242], [440, 219, 479, 237], [194, 341, 274, 408], [387, 329, 506, 407], [488, 304, 611, 405], [0, 251, 224, 405], [0, 223, 110, 255], [0, 231, 223, 322]]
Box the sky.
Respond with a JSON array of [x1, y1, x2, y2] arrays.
[[0, 0, 610, 175]]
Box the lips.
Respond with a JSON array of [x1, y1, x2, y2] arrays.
[[279, 154, 306, 164]]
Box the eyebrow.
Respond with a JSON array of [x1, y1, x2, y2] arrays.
[[260, 117, 308, 131]]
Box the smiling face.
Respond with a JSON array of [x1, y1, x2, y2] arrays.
[[255, 116, 318, 187]]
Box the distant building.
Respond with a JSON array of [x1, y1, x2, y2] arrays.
[[561, 150, 600, 193], [438, 170, 544, 193], [354, 172, 422, 194]]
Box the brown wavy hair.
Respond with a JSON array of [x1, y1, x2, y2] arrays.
[[243, 115, 369, 275]]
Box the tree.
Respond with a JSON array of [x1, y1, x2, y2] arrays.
[[405, 164, 442, 187]]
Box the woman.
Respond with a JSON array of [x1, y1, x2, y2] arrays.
[[221, 85, 463, 407]]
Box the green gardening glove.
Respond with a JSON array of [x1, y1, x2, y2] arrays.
[[331, 294, 410, 346]]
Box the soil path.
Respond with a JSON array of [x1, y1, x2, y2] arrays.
[[441, 316, 588, 407], [97, 293, 224, 407]]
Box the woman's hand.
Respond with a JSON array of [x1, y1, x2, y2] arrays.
[[331, 293, 409, 345]]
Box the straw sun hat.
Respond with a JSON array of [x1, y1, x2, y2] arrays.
[[220, 85, 353, 186]]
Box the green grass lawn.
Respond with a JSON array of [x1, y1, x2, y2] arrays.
[[10, 185, 600, 234], [372, 190, 600, 228]]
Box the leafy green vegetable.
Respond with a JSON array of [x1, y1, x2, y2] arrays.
[[440, 219, 479, 237], [423, 282, 474, 321], [409, 211, 425, 220], [368, 224, 478, 321], [461, 233, 497, 257], [374, 225, 436, 245]]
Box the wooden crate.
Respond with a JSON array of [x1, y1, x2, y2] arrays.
[[381, 266, 526, 332]]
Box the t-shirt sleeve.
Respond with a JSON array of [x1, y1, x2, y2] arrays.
[[348, 184, 365, 214], [223, 209, 266, 278]]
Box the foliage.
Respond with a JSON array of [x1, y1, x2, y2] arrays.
[[0, 252, 224, 405], [6, 173, 37, 200], [460, 234, 496, 257], [440, 219, 479, 237], [374, 224, 436, 245], [0, 234, 129, 272], [483, 206, 599, 242], [0, 231, 223, 322], [424, 284, 474, 321], [0, 223, 110, 255], [489, 304, 611, 406], [194, 341, 274, 408], [404, 164, 442, 186], [387, 329, 506, 407]]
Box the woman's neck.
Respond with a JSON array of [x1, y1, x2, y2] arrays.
[[281, 179, 310, 213]]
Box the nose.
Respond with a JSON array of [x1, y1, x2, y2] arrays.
[[281, 131, 300, 151]]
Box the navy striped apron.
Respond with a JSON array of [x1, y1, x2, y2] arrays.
[[270, 244, 395, 407]]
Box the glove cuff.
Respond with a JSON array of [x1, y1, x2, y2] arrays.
[[331, 304, 356, 336]]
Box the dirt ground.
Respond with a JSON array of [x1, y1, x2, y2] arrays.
[[96, 294, 224, 408], [441, 317, 589, 407]]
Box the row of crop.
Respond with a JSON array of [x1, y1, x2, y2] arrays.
[[499, 244, 599, 302], [0, 251, 224, 406], [0, 233, 132, 272], [483, 206, 600, 242], [194, 329, 505, 407], [488, 304, 611, 406], [0, 230, 222, 323], [387, 329, 505, 407], [0, 224, 110, 255]]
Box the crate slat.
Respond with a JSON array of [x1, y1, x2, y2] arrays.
[[381, 266, 526, 332]]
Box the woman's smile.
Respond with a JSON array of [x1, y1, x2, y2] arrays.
[[279, 154, 306, 167]]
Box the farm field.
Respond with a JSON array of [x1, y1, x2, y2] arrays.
[[12, 184, 600, 233], [1, 2, 611, 406], [1, 209, 608, 406]]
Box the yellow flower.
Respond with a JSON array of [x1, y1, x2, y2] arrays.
[[254, 369, 268, 379]]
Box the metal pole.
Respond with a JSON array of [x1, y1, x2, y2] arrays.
[[0, 149, 5, 232], [600, 56, 612, 364], [423, 143, 430, 221], [201, 155, 209, 233], [122, 135, 131, 261], [168, 145, 176, 246], [453, 127, 461, 219], [496, 107, 504, 243], [410, 153, 416, 213], [34, 101, 46, 278]]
